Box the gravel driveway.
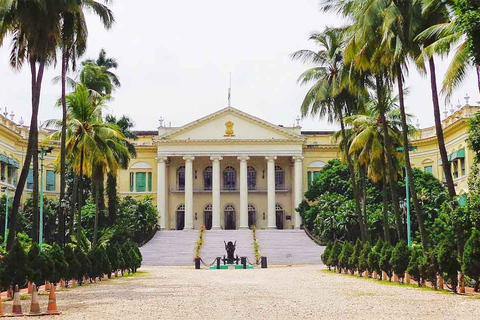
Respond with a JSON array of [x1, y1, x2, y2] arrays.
[[3, 265, 479, 319]]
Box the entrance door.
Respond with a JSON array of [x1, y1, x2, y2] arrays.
[[204, 205, 213, 230], [224, 205, 236, 230], [275, 204, 284, 230], [248, 205, 256, 229], [176, 205, 185, 230]]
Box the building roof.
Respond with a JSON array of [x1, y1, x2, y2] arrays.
[[301, 131, 335, 135], [133, 130, 157, 136]]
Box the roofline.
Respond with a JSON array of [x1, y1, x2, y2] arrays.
[[133, 130, 157, 136], [301, 131, 335, 135]]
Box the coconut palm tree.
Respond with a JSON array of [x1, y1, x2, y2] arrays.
[[291, 28, 369, 241], [57, 0, 114, 247], [48, 84, 128, 245], [0, 0, 62, 249], [105, 115, 137, 225], [84, 49, 121, 88]]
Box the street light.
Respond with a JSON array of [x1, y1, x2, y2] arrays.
[[39, 146, 54, 249], [1, 186, 9, 247], [397, 145, 418, 248]]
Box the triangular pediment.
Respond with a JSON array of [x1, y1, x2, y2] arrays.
[[158, 107, 304, 142]]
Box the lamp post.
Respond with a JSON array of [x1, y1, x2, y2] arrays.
[[39, 146, 53, 249], [60, 198, 69, 247], [397, 145, 418, 248], [1, 186, 9, 246]]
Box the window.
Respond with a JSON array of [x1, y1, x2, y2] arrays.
[[307, 171, 321, 189], [461, 158, 466, 176], [275, 166, 285, 189], [46, 170, 56, 191], [136, 172, 146, 192], [0, 162, 5, 182], [129, 172, 134, 192], [424, 166, 433, 174], [148, 172, 153, 192], [27, 168, 33, 190], [223, 166, 236, 190], [247, 166, 256, 190], [204, 166, 212, 190], [452, 161, 459, 178], [7, 165, 13, 184], [177, 166, 185, 191]]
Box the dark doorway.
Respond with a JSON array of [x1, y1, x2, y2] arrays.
[[248, 205, 256, 229], [204, 205, 213, 230], [224, 205, 236, 230], [275, 204, 284, 230], [176, 205, 185, 230]]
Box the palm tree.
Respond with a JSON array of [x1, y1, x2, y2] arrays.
[[0, 0, 62, 249], [105, 115, 137, 225], [47, 84, 128, 245], [57, 0, 114, 247], [84, 49, 121, 87], [291, 28, 369, 241]]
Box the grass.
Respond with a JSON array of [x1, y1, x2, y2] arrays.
[[320, 269, 454, 295]]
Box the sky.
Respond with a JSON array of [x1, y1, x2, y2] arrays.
[[0, 0, 478, 132]]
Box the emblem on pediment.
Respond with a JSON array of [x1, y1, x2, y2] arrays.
[[224, 121, 235, 137]]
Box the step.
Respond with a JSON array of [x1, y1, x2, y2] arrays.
[[256, 229, 324, 265], [140, 230, 199, 266]]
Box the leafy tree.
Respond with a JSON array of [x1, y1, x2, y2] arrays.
[[453, 0, 480, 64], [338, 242, 354, 272], [419, 249, 439, 289], [4, 239, 28, 288], [26, 243, 46, 287], [75, 247, 91, 285], [48, 244, 69, 285], [64, 244, 80, 285], [407, 246, 424, 285], [462, 229, 480, 291], [304, 160, 352, 202], [437, 240, 460, 292], [358, 242, 372, 276], [390, 241, 410, 282], [321, 242, 332, 270], [380, 244, 394, 281], [468, 113, 480, 163]]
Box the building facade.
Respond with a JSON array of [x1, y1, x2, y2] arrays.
[[0, 104, 478, 230]]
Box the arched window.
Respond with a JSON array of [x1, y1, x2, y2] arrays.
[[247, 166, 256, 190], [275, 204, 283, 211], [224, 204, 236, 230], [176, 204, 185, 230], [248, 204, 256, 228], [177, 166, 185, 191], [275, 166, 285, 190], [204, 166, 212, 190], [223, 166, 236, 190], [204, 204, 213, 230], [275, 204, 284, 230]]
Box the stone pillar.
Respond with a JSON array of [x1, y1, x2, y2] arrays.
[[293, 156, 304, 229], [157, 156, 168, 230], [238, 156, 250, 229], [266, 156, 277, 229], [183, 156, 195, 230], [211, 156, 222, 229]]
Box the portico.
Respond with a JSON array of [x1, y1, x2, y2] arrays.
[[154, 107, 305, 230]]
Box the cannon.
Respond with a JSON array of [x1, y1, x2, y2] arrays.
[[222, 241, 240, 265]]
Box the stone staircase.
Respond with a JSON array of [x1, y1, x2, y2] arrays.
[[256, 229, 324, 265], [140, 230, 199, 266], [200, 230, 255, 265]]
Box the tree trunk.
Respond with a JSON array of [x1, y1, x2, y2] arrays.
[[7, 60, 45, 250], [58, 50, 68, 247], [339, 112, 368, 241], [376, 75, 404, 240], [68, 174, 78, 239], [361, 166, 368, 232], [381, 153, 391, 244], [396, 63, 428, 251], [93, 179, 100, 247], [107, 172, 117, 225], [32, 139, 39, 242], [476, 65, 480, 95], [76, 151, 84, 245], [429, 57, 456, 199]]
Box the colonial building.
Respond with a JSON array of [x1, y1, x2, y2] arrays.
[[0, 103, 478, 231]]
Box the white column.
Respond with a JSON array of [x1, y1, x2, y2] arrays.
[[238, 156, 250, 229], [211, 156, 222, 229], [266, 156, 277, 229], [293, 156, 304, 229], [183, 156, 195, 230], [157, 156, 168, 230]]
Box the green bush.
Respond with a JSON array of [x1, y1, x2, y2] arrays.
[[3, 239, 28, 288], [48, 244, 69, 285], [321, 242, 332, 270], [419, 249, 439, 289], [462, 228, 480, 291], [338, 242, 353, 272], [380, 244, 394, 281], [358, 242, 371, 276], [106, 243, 125, 277], [64, 244, 80, 285], [75, 247, 91, 285], [368, 239, 384, 279], [407, 246, 423, 285], [327, 241, 342, 271], [390, 241, 410, 282], [437, 240, 460, 292], [349, 239, 362, 275]]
